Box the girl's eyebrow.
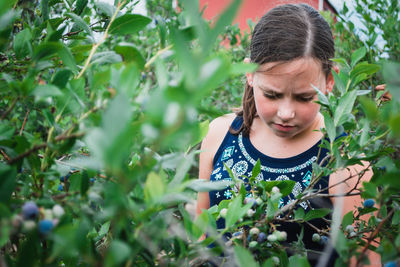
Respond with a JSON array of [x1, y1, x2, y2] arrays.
[[258, 85, 316, 96]]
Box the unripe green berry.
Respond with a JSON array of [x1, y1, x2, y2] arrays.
[[312, 233, 321, 242], [271, 186, 280, 194], [345, 225, 355, 233], [219, 208, 228, 218], [255, 197, 262, 205], [247, 209, 255, 217], [249, 241, 258, 248], [250, 227, 260, 236], [349, 232, 357, 238], [272, 256, 280, 265], [267, 234, 277, 242], [275, 231, 287, 241]]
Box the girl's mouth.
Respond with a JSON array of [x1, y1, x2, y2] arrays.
[[273, 123, 295, 132]]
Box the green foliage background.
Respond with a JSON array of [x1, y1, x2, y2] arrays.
[[0, 0, 399, 266]]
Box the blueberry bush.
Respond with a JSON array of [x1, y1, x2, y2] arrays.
[[0, 0, 399, 266]]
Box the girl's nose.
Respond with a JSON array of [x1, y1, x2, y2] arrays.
[[277, 103, 295, 121]]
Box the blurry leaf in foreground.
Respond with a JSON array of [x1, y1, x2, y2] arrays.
[[383, 61, 400, 102], [109, 14, 151, 36]]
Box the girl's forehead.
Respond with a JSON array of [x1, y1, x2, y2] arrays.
[[256, 57, 323, 76]]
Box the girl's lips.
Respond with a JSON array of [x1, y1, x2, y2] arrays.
[[273, 123, 295, 132]]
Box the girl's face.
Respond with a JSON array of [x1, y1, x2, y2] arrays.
[[246, 57, 334, 139]]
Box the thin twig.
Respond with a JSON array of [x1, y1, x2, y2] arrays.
[[1, 98, 18, 120], [76, 0, 127, 79], [144, 45, 173, 69], [7, 132, 84, 165], [355, 209, 394, 267], [1, 149, 10, 161], [19, 108, 30, 135]]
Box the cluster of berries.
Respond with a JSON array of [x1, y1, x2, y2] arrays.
[[12, 201, 65, 235]]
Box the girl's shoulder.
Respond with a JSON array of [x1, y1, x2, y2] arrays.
[[201, 113, 237, 157]]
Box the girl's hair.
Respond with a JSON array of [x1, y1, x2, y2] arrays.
[[231, 3, 335, 136]]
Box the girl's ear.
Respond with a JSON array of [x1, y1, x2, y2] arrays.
[[244, 58, 254, 87], [326, 65, 339, 93]]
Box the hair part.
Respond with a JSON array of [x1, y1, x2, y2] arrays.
[[230, 3, 335, 136]]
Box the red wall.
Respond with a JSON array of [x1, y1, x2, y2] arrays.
[[199, 0, 336, 33]]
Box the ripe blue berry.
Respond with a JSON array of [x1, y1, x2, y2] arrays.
[[363, 199, 375, 208], [90, 178, 95, 183], [22, 201, 39, 220], [38, 219, 54, 234], [59, 176, 65, 182], [257, 232, 267, 243], [384, 261, 397, 267], [320, 236, 329, 245], [58, 184, 64, 191]]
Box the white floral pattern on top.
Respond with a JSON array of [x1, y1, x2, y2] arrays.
[[238, 133, 317, 173], [232, 160, 248, 177]]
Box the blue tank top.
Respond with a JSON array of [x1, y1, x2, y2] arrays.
[[209, 116, 338, 266]]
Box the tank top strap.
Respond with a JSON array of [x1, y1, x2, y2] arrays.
[[212, 116, 243, 166]]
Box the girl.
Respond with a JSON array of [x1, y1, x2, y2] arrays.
[[197, 3, 380, 267]]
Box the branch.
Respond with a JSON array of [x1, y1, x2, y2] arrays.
[[355, 209, 394, 267], [76, 0, 127, 79], [19, 108, 30, 135], [7, 132, 84, 165], [1, 98, 18, 120]]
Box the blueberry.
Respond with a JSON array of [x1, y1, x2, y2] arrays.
[[384, 261, 397, 267], [58, 184, 64, 191], [38, 219, 54, 234], [320, 236, 329, 245], [267, 234, 277, 242], [65, 172, 71, 179], [22, 201, 39, 220], [312, 233, 321, 242], [363, 199, 375, 208], [345, 225, 355, 233], [233, 231, 242, 237], [90, 178, 95, 183], [60, 176, 65, 182], [257, 232, 267, 243]]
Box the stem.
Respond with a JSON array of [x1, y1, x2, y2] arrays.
[[1, 98, 18, 120], [144, 45, 173, 69], [76, 0, 126, 79], [19, 108, 30, 135]]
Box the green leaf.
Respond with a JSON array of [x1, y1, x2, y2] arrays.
[[350, 47, 366, 67], [185, 179, 233, 192], [52, 69, 72, 88], [14, 28, 32, 59], [144, 172, 165, 202], [59, 44, 78, 72], [0, 163, 17, 203], [359, 96, 378, 121], [109, 14, 151, 35], [382, 61, 400, 103], [80, 170, 89, 196], [288, 255, 311, 267], [332, 69, 345, 94], [341, 211, 354, 228], [33, 42, 63, 61], [66, 12, 94, 41], [303, 208, 331, 221], [260, 180, 295, 197], [230, 62, 258, 76], [118, 63, 140, 97], [294, 208, 305, 220], [234, 246, 259, 267], [31, 84, 63, 98], [41, 0, 49, 21], [114, 43, 145, 69], [250, 159, 261, 182], [105, 240, 131, 267], [333, 90, 357, 126], [74, 0, 88, 15], [350, 62, 380, 80], [322, 111, 336, 142], [313, 84, 329, 107], [226, 194, 252, 229], [95, 2, 116, 17]]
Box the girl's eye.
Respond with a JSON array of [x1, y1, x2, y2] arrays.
[[297, 96, 314, 102], [264, 93, 280, 99]]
